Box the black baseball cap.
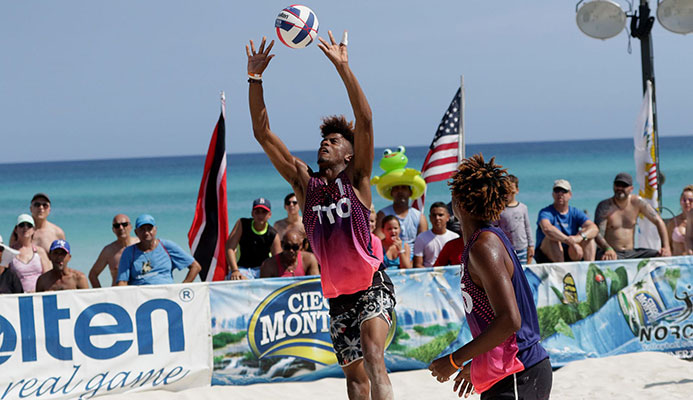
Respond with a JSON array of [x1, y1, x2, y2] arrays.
[[614, 172, 633, 187], [31, 193, 51, 203], [252, 197, 271, 212]]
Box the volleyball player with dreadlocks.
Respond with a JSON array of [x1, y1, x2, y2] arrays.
[[429, 154, 551, 400]]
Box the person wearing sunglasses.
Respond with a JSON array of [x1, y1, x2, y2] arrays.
[[260, 229, 319, 278], [8, 214, 51, 292], [88, 214, 140, 288], [593, 172, 671, 260], [534, 179, 598, 264], [10, 193, 67, 254], [273, 192, 305, 241]]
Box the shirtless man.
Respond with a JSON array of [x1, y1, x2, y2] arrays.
[[11, 193, 66, 253], [594, 172, 671, 260], [260, 229, 319, 278], [88, 214, 139, 287], [35, 240, 88, 292], [273, 192, 305, 240]]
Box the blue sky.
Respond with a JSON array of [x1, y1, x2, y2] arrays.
[[2, 1, 691, 163]]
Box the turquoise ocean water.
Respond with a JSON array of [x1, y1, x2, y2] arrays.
[[1, 136, 691, 287]]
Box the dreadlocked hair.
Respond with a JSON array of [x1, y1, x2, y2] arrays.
[[448, 153, 512, 222], [320, 115, 355, 145]]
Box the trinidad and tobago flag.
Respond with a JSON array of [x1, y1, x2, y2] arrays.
[[188, 93, 229, 281]]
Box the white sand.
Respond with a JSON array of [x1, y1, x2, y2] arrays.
[[100, 352, 693, 399]]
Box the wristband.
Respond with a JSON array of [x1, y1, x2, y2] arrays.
[[248, 78, 262, 84], [606, 247, 614, 252], [248, 73, 262, 81], [449, 353, 461, 370]]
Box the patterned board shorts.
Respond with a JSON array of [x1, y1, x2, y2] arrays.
[[329, 284, 396, 366]]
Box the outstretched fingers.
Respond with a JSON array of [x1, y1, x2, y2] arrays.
[[327, 29, 337, 45]]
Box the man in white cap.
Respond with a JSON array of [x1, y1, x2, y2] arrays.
[[35, 239, 88, 292], [594, 172, 671, 260], [116, 214, 201, 286], [535, 179, 598, 263]]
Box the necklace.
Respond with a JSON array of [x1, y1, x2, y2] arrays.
[[612, 197, 628, 211]]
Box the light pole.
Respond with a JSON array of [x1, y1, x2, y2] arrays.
[[576, 0, 693, 210]]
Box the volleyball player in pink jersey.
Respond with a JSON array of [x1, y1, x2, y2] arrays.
[[246, 32, 395, 400]]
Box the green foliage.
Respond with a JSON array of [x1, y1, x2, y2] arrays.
[[404, 330, 459, 363], [550, 286, 564, 303], [586, 264, 609, 313], [664, 268, 681, 291], [577, 302, 592, 319], [537, 303, 580, 338], [554, 318, 574, 339], [243, 351, 256, 361], [608, 266, 629, 296], [213, 356, 223, 364], [637, 259, 650, 272], [212, 331, 247, 349], [412, 323, 460, 337]]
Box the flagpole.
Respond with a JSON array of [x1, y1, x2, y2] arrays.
[[220, 91, 226, 117], [459, 75, 465, 162]]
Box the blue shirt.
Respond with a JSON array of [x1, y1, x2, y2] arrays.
[[117, 239, 195, 285], [536, 205, 589, 248]]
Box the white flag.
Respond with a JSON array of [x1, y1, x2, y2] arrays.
[[633, 80, 660, 249]]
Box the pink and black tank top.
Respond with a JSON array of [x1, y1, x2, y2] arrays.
[[460, 225, 548, 392], [303, 171, 381, 298], [9, 247, 43, 293]]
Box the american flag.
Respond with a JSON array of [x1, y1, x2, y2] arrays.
[[413, 88, 462, 210]]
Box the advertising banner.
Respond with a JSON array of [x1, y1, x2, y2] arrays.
[[529, 256, 693, 365], [0, 284, 212, 400], [211, 256, 693, 384]]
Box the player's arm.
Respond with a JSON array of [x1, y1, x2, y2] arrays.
[[398, 244, 412, 269], [639, 198, 671, 256], [247, 37, 309, 193], [304, 253, 320, 276], [317, 31, 374, 203], [418, 212, 428, 235], [270, 234, 282, 256], [182, 260, 202, 283], [76, 272, 89, 289], [35, 275, 48, 292], [429, 234, 521, 380], [88, 248, 109, 288], [374, 211, 386, 239], [225, 219, 245, 280]]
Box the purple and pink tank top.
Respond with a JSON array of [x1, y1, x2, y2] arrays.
[[303, 171, 380, 298], [460, 225, 548, 392]]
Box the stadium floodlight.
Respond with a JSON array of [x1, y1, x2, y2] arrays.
[[576, 0, 628, 39], [657, 0, 693, 34]]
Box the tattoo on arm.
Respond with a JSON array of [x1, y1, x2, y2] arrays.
[[639, 198, 659, 221]]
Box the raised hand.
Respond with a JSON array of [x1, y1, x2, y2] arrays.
[[246, 37, 275, 76], [317, 30, 348, 66]]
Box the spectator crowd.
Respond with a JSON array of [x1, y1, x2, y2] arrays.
[[2, 172, 692, 295]]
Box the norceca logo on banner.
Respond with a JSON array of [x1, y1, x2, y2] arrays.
[[247, 278, 396, 365]]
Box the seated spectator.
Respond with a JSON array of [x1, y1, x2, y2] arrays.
[[11, 193, 66, 253], [381, 215, 412, 269], [36, 240, 88, 292], [498, 175, 535, 264], [273, 193, 305, 240], [594, 172, 671, 260], [260, 229, 319, 278], [226, 198, 282, 280], [0, 235, 23, 294], [413, 202, 459, 268], [369, 204, 383, 263], [88, 214, 139, 287], [434, 237, 465, 267], [8, 214, 51, 292], [116, 214, 201, 286], [666, 185, 693, 256], [375, 185, 428, 251], [535, 179, 598, 263], [446, 201, 462, 236]]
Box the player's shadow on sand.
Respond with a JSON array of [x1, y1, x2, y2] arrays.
[[644, 378, 693, 389]]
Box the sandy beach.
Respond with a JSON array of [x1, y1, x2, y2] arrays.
[[100, 352, 693, 400]]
